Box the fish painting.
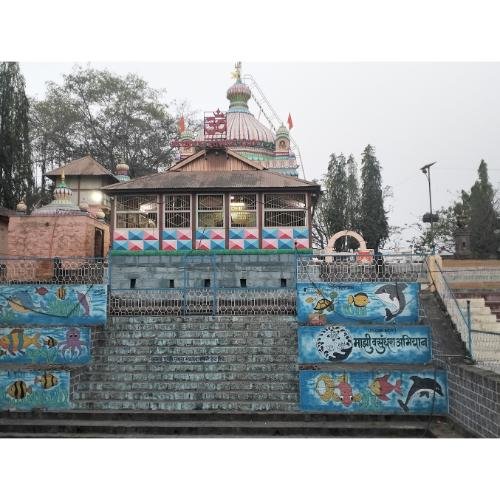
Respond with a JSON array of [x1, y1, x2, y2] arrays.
[[0, 329, 41, 355], [76, 291, 90, 316], [35, 373, 58, 389], [375, 283, 408, 321], [56, 286, 67, 300], [397, 376, 443, 412], [6, 380, 32, 400], [347, 292, 370, 308], [6, 291, 35, 313], [369, 374, 402, 401], [44, 336, 58, 348], [314, 298, 332, 311], [35, 287, 49, 296], [315, 374, 362, 407]]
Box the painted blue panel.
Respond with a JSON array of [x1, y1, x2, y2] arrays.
[[298, 325, 431, 364], [113, 240, 128, 250], [244, 239, 259, 249], [0, 285, 108, 326], [278, 239, 294, 250], [144, 240, 159, 251], [297, 282, 420, 325], [229, 228, 244, 239], [0, 370, 70, 410], [128, 230, 144, 240], [262, 228, 278, 239], [299, 369, 448, 414], [162, 229, 177, 240], [293, 227, 309, 239], [211, 239, 226, 250], [0, 327, 91, 365], [177, 240, 192, 251]]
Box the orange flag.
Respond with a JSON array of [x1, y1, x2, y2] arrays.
[[178, 116, 186, 134], [287, 113, 293, 130]]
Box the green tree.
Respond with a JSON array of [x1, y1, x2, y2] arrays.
[[359, 144, 389, 253], [469, 160, 498, 258], [345, 154, 360, 230], [317, 153, 351, 250], [30, 66, 178, 181], [0, 62, 34, 210]]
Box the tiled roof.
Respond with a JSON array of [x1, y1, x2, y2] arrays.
[[103, 169, 320, 192], [46, 156, 118, 181]]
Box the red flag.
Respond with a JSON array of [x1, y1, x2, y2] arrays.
[[287, 113, 293, 130], [178, 116, 186, 134]]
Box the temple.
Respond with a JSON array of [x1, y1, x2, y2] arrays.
[[104, 64, 321, 253]]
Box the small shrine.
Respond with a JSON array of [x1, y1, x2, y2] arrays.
[[6, 172, 110, 270], [104, 63, 321, 252]]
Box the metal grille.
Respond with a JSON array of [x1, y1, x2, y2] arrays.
[[164, 212, 190, 228], [165, 195, 190, 211], [264, 210, 305, 227], [116, 195, 158, 212], [0, 257, 107, 284], [116, 212, 158, 228], [264, 193, 306, 209], [230, 194, 256, 210], [198, 195, 223, 210], [109, 287, 295, 316], [296, 254, 427, 283], [230, 194, 257, 227]]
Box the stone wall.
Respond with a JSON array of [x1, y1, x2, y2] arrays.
[[7, 214, 110, 258], [446, 363, 500, 437], [110, 253, 297, 289]]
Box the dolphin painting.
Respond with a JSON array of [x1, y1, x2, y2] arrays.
[[397, 375, 443, 412], [375, 283, 407, 321]]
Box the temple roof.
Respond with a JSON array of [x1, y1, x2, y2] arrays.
[[103, 169, 320, 193], [46, 156, 118, 182]]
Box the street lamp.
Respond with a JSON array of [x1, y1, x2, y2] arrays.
[[420, 161, 437, 253]]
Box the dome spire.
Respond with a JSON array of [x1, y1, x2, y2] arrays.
[[227, 61, 251, 113]]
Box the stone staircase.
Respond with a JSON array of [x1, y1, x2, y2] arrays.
[[455, 298, 500, 373], [71, 316, 299, 411]]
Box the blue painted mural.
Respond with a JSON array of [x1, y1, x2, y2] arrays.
[[297, 282, 420, 325], [299, 369, 448, 414], [298, 325, 431, 364], [0, 284, 107, 326], [0, 327, 91, 365], [0, 370, 70, 410]]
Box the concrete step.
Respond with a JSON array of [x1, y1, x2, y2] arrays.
[[0, 412, 469, 437], [90, 346, 297, 356], [72, 401, 299, 411], [74, 381, 298, 392], [84, 363, 297, 373], [74, 372, 299, 383], [87, 354, 298, 364]]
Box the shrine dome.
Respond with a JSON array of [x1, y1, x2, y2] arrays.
[[197, 76, 275, 144]]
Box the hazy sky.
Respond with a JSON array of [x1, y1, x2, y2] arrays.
[[20, 62, 500, 247]]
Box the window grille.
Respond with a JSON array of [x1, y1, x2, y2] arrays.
[[116, 195, 158, 228], [264, 193, 306, 227], [165, 195, 191, 228], [197, 195, 224, 228], [230, 194, 257, 228]]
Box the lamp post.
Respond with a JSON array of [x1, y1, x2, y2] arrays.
[[420, 162, 437, 253]]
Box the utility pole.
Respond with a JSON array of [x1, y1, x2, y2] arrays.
[[421, 162, 437, 253]]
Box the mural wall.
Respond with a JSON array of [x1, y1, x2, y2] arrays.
[[0, 327, 91, 365], [298, 325, 431, 364], [262, 227, 309, 250], [113, 227, 311, 251], [297, 282, 420, 325], [0, 370, 70, 410], [162, 229, 192, 251], [299, 369, 448, 414], [113, 229, 160, 251], [0, 284, 107, 326]]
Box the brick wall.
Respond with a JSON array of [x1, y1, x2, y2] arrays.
[[447, 363, 500, 437], [7, 214, 110, 258]]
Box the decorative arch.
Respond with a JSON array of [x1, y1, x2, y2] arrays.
[[326, 230, 367, 253]]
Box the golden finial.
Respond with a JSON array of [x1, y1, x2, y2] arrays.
[[61, 169, 65, 182], [231, 61, 242, 81]]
